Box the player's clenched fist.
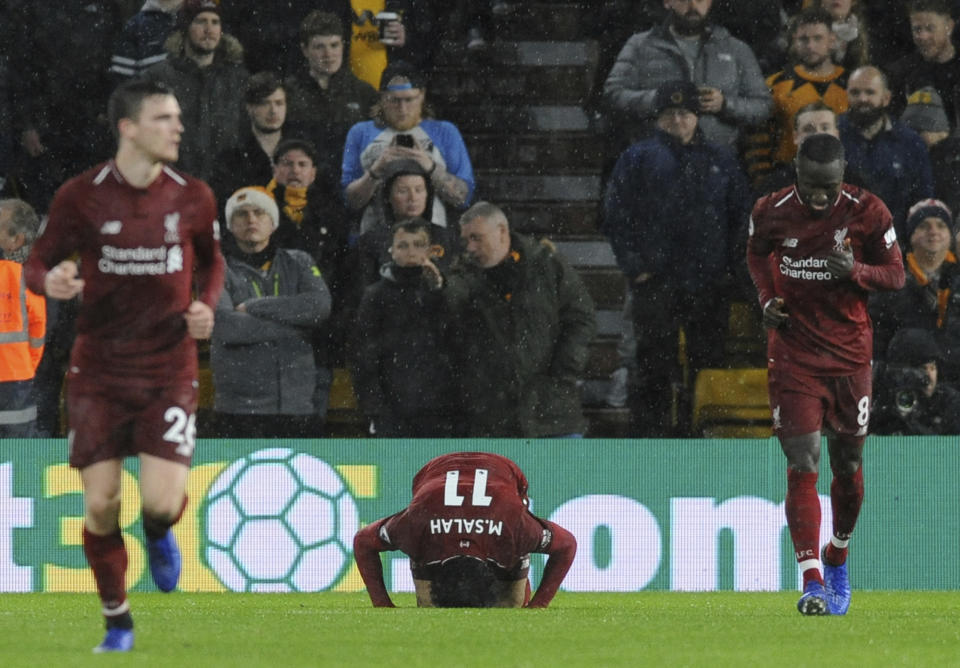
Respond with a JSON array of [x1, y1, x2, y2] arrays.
[[762, 297, 789, 329], [826, 238, 854, 279], [184, 300, 214, 339], [44, 260, 85, 300]]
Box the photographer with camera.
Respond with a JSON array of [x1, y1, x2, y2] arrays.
[[872, 327, 960, 435]]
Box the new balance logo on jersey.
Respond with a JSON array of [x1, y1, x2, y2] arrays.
[[164, 212, 181, 243], [782, 238, 798, 247], [100, 220, 122, 235]]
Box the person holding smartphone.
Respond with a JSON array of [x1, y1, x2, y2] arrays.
[[341, 60, 475, 238]]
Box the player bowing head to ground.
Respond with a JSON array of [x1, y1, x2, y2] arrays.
[[353, 452, 576, 608], [747, 133, 904, 616], [23, 79, 225, 652]]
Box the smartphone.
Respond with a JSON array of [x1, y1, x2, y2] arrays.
[[395, 134, 415, 148]]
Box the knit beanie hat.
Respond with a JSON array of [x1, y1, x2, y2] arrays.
[[179, 0, 221, 29], [653, 80, 700, 116], [901, 87, 950, 134], [225, 187, 279, 230], [905, 198, 953, 242], [887, 328, 941, 366]]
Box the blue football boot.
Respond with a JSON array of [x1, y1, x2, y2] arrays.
[[822, 546, 851, 615], [797, 580, 829, 616], [147, 529, 181, 592], [93, 628, 134, 653]]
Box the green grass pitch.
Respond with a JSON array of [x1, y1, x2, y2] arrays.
[[1, 592, 958, 667]]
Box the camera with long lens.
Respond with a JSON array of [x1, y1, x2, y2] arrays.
[[878, 365, 930, 416]]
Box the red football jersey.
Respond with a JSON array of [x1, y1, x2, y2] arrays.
[[747, 184, 904, 375], [24, 161, 224, 386], [375, 452, 555, 579]]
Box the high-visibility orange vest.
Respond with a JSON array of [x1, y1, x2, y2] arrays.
[[0, 259, 45, 382]]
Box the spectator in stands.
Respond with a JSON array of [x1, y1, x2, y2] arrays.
[[267, 139, 348, 282], [210, 71, 288, 216], [7, 1, 122, 209], [342, 60, 475, 239], [210, 186, 331, 438], [284, 11, 379, 175], [602, 0, 772, 147], [747, 9, 849, 189], [109, 0, 184, 82], [887, 0, 960, 129], [805, 0, 871, 70], [872, 328, 960, 434], [267, 138, 350, 400], [839, 66, 934, 240], [143, 0, 248, 181], [352, 218, 459, 437], [439, 202, 596, 438], [356, 158, 457, 287], [0, 198, 44, 437], [870, 198, 960, 382], [603, 80, 752, 436], [899, 86, 960, 217]]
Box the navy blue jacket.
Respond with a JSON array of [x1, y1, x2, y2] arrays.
[[603, 129, 751, 294], [839, 116, 933, 240]]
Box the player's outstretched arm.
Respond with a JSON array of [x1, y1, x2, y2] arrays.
[[353, 522, 396, 608], [527, 521, 577, 609]]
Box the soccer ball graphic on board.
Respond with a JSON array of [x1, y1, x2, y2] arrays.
[[202, 447, 359, 592]]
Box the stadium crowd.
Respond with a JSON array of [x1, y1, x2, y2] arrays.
[[3, 0, 960, 440]]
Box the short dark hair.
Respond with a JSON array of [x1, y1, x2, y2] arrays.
[[797, 133, 845, 164], [392, 217, 433, 241], [272, 138, 317, 165], [789, 8, 835, 38], [107, 79, 176, 139], [429, 557, 500, 608], [244, 71, 284, 105], [300, 10, 343, 46], [793, 100, 836, 130], [907, 0, 953, 17]]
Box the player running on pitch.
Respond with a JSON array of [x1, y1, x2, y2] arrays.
[[747, 133, 904, 615], [24, 79, 225, 651], [353, 451, 576, 607]]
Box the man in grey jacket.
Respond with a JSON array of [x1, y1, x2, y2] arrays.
[[210, 186, 331, 438], [603, 0, 771, 147]]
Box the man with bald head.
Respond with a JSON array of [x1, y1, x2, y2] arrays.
[[839, 65, 933, 240], [438, 202, 596, 438]]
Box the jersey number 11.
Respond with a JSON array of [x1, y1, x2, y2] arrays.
[[444, 469, 493, 507]]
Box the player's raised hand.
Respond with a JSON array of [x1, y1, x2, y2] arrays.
[[827, 238, 855, 279], [184, 300, 214, 340], [762, 297, 789, 329], [44, 260, 85, 300]]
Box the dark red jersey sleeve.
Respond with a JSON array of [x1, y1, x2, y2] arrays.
[[847, 198, 904, 292], [353, 517, 398, 608], [526, 518, 577, 609], [191, 181, 225, 308], [746, 201, 777, 309], [24, 178, 85, 294]]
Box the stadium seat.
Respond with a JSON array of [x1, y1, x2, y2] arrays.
[[692, 368, 772, 438]]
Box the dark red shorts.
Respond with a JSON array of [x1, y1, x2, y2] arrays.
[[66, 372, 198, 469], [767, 364, 872, 438]]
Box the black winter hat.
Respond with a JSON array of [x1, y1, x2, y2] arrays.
[[887, 328, 941, 366]]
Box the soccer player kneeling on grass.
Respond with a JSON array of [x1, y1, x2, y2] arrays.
[[353, 452, 576, 608], [747, 133, 904, 615]]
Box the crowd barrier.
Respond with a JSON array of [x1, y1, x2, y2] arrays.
[[1, 437, 956, 593]]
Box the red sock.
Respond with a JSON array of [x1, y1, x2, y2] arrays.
[[826, 466, 864, 565], [143, 495, 188, 541], [785, 468, 822, 585], [83, 527, 128, 613]]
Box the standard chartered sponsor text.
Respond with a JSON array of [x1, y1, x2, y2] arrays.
[[780, 255, 832, 281], [100, 245, 169, 275]]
